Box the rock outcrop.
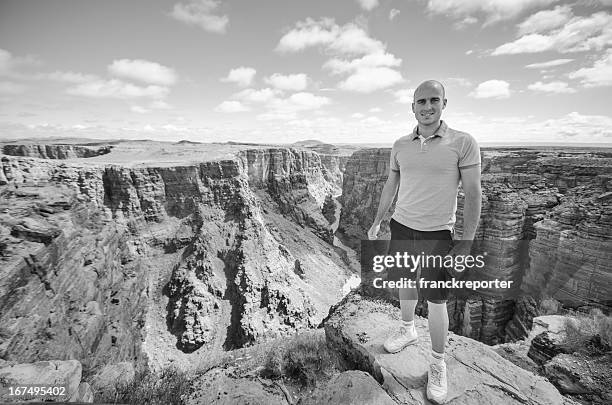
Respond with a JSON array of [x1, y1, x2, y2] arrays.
[[322, 291, 576, 404], [2, 144, 112, 159]]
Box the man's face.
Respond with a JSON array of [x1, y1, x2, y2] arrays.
[[412, 85, 446, 127]]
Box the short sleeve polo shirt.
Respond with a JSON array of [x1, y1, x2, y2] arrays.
[[390, 121, 481, 232]]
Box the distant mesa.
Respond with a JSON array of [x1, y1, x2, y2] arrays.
[[175, 139, 202, 145], [2, 144, 112, 159], [293, 139, 339, 154]]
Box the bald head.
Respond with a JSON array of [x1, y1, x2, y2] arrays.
[[414, 80, 445, 101]]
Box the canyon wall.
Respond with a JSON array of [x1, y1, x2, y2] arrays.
[[3, 144, 112, 159], [338, 148, 612, 344], [0, 148, 354, 372]]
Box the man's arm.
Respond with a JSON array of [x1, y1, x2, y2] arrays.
[[367, 170, 400, 240], [458, 165, 482, 240]]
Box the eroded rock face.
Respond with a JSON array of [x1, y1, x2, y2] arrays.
[[3, 144, 111, 159], [337, 148, 612, 344], [1, 148, 354, 372], [322, 292, 574, 405]]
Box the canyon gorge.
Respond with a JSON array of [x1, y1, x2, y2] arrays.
[[0, 140, 610, 403]]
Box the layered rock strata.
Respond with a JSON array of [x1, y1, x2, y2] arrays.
[[0, 148, 353, 373], [2, 144, 112, 159], [338, 147, 612, 344]]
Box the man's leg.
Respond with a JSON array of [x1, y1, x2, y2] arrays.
[[427, 299, 448, 354], [398, 285, 418, 322]]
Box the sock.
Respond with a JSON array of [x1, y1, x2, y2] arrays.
[[430, 349, 445, 365], [402, 320, 415, 328]]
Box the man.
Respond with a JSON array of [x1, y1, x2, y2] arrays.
[[368, 80, 481, 403]]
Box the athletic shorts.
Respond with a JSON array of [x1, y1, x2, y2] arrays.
[[387, 218, 454, 301]]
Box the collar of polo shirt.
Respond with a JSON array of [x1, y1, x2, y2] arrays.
[[412, 120, 448, 140]]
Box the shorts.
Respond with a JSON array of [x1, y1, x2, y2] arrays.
[[387, 218, 454, 301]]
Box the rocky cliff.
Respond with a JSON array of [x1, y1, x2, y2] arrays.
[[2, 144, 112, 159], [0, 147, 354, 373], [338, 147, 612, 344]]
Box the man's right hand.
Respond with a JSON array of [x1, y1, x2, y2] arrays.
[[367, 223, 381, 240]]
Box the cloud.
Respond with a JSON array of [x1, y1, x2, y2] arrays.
[[568, 49, 612, 87], [131, 105, 150, 114], [264, 73, 308, 91], [214, 100, 250, 113], [234, 88, 279, 103], [356, 0, 379, 11], [525, 58, 573, 69], [0, 48, 41, 77], [221, 67, 256, 87], [276, 18, 385, 55], [0, 81, 26, 94], [445, 77, 472, 87], [45, 71, 99, 83], [369, 107, 382, 113], [170, 0, 228, 33], [425, 0, 556, 26], [469, 80, 511, 98], [527, 81, 576, 93], [493, 11, 612, 55], [454, 16, 478, 29], [275, 18, 339, 53], [389, 9, 400, 21], [338, 67, 404, 93], [258, 92, 331, 120], [351, 113, 365, 119], [393, 88, 415, 104], [323, 51, 401, 74], [108, 59, 177, 86], [517, 5, 572, 35], [540, 112, 612, 138], [66, 79, 169, 99]]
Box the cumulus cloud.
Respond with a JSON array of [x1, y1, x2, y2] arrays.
[[214, 100, 250, 113], [66, 79, 169, 99], [277, 19, 404, 94], [258, 92, 331, 121], [540, 112, 612, 138], [493, 11, 612, 55], [527, 81, 576, 93], [338, 67, 404, 93], [356, 0, 379, 11], [264, 73, 308, 91], [276, 18, 385, 55], [525, 58, 573, 69], [170, 0, 228, 33], [108, 59, 177, 86], [469, 80, 511, 99], [393, 88, 415, 104], [0, 48, 41, 77], [425, 0, 556, 26], [233, 88, 279, 103], [221, 67, 256, 87], [568, 49, 612, 87], [389, 9, 400, 21], [517, 5, 572, 35]]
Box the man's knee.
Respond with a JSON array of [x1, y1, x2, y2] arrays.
[[427, 299, 447, 305]]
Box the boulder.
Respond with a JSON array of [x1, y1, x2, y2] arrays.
[[300, 370, 396, 405], [544, 353, 612, 404], [90, 361, 135, 392], [186, 367, 288, 405]]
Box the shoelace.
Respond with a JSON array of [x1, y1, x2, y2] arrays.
[[430, 364, 443, 386]]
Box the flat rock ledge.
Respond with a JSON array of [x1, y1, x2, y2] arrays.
[[323, 292, 578, 405]]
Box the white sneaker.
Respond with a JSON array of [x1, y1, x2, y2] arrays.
[[427, 361, 448, 403], [383, 322, 418, 353]]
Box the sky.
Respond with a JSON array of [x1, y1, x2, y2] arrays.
[[0, 0, 611, 145]]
